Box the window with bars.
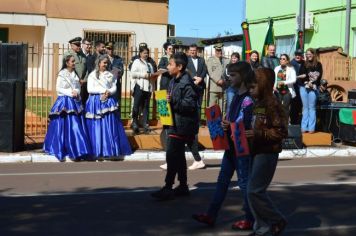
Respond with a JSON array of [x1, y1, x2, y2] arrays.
[[84, 31, 134, 64]]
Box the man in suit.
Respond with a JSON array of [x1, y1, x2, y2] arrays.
[[64, 37, 88, 104], [81, 38, 92, 58], [206, 43, 229, 110], [186, 43, 208, 170]]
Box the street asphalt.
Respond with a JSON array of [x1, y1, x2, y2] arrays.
[[1, 157, 356, 235]]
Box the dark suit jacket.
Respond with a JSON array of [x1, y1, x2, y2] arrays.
[[187, 56, 207, 106]]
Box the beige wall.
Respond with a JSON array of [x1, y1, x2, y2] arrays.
[[0, 0, 168, 25], [0, 24, 44, 45]]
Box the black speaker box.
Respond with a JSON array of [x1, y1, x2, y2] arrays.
[[340, 123, 356, 143], [282, 125, 303, 149], [0, 43, 28, 82], [0, 81, 25, 152]]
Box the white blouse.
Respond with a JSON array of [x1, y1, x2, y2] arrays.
[[130, 58, 154, 92], [87, 70, 117, 95], [274, 65, 297, 98], [56, 69, 80, 97]]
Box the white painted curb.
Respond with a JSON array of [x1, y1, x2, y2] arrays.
[[1, 146, 356, 163]]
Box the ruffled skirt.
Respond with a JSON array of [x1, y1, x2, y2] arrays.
[[43, 96, 92, 161], [85, 95, 132, 158]]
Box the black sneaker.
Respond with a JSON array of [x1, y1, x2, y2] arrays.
[[173, 184, 190, 197], [151, 187, 175, 201]]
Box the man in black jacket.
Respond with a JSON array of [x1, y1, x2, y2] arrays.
[[151, 52, 200, 201], [86, 40, 106, 74], [261, 44, 279, 70]]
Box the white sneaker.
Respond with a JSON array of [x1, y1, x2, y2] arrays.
[[160, 163, 167, 170], [188, 160, 206, 170]]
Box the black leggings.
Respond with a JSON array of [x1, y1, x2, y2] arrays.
[[132, 84, 151, 126]]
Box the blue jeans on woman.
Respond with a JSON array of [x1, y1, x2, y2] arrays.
[[247, 153, 285, 236], [299, 86, 317, 132], [207, 138, 253, 221]]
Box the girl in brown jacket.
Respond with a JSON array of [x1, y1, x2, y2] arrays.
[[245, 68, 288, 236]]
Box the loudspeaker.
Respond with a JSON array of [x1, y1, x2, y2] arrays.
[[340, 123, 356, 143], [282, 125, 303, 149], [0, 43, 28, 82], [0, 81, 25, 152]]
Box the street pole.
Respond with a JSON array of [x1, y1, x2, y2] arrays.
[[299, 0, 305, 51], [345, 0, 351, 55]]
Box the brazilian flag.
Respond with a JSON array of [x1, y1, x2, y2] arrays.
[[261, 18, 275, 57]]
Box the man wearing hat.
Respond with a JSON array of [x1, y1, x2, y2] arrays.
[[206, 43, 229, 109], [128, 42, 157, 72], [106, 42, 124, 106], [64, 37, 88, 104], [290, 49, 305, 125]]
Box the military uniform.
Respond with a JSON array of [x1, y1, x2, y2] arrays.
[[206, 43, 229, 108], [64, 37, 88, 104], [106, 42, 124, 106]]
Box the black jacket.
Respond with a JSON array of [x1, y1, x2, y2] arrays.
[[158, 55, 172, 90], [261, 56, 279, 70], [168, 72, 199, 137]]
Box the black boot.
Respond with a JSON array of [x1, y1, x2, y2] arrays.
[[143, 124, 151, 134], [130, 119, 139, 134]]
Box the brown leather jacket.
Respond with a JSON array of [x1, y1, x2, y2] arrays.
[[251, 98, 288, 154]]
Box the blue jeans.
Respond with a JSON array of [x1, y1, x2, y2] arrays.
[[247, 153, 285, 236], [225, 86, 237, 114], [207, 141, 253, 221], [299, 86, 317, 132]]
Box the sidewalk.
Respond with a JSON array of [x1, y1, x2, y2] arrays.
[[1, 146, 356, 163]]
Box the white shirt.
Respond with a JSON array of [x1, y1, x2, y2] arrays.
[[56, 69, 80, 97], [192, 57, 198, 72], [87, 70, 117, 95], [274, 65, 297, 98], [130, 58, 154, 92]]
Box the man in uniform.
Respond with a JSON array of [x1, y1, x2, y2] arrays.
[[206, 43, 229, 110], [64, 37, 88, 104]]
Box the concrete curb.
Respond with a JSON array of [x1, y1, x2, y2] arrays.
[[1, 146, 356, 163]]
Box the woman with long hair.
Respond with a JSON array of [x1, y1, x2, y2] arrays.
[[246, 68, 288, 236], [298, 48, 323, 133], [130, 47, 155, 134], [274, 53, 296, 119], [85, 54, 132, 158], [43, 55, 92, 161], [249, 50, 262, 70]]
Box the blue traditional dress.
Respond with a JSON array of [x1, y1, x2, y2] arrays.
[[43, 69, 92, 161], [86, 70, 132, 158]]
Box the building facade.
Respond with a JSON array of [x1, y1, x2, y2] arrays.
[[0, 0, 168, 49], [246, 0, 356, 57]]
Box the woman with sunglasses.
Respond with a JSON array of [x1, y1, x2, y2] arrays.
[[274, 54, 296, 119]]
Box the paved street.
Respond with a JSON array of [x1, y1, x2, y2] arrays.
[[1, 157, 356, 235]]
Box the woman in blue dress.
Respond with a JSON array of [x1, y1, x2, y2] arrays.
[[86, 54, 132, 158], [43, 55, 92, 161]]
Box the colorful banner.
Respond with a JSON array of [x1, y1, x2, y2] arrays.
[[241, 21, 252, 61], [205, 104, 229, 150], [230, 121, 250, 157], [155, 90, 173, 126], [261, 18, 275, 57]]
